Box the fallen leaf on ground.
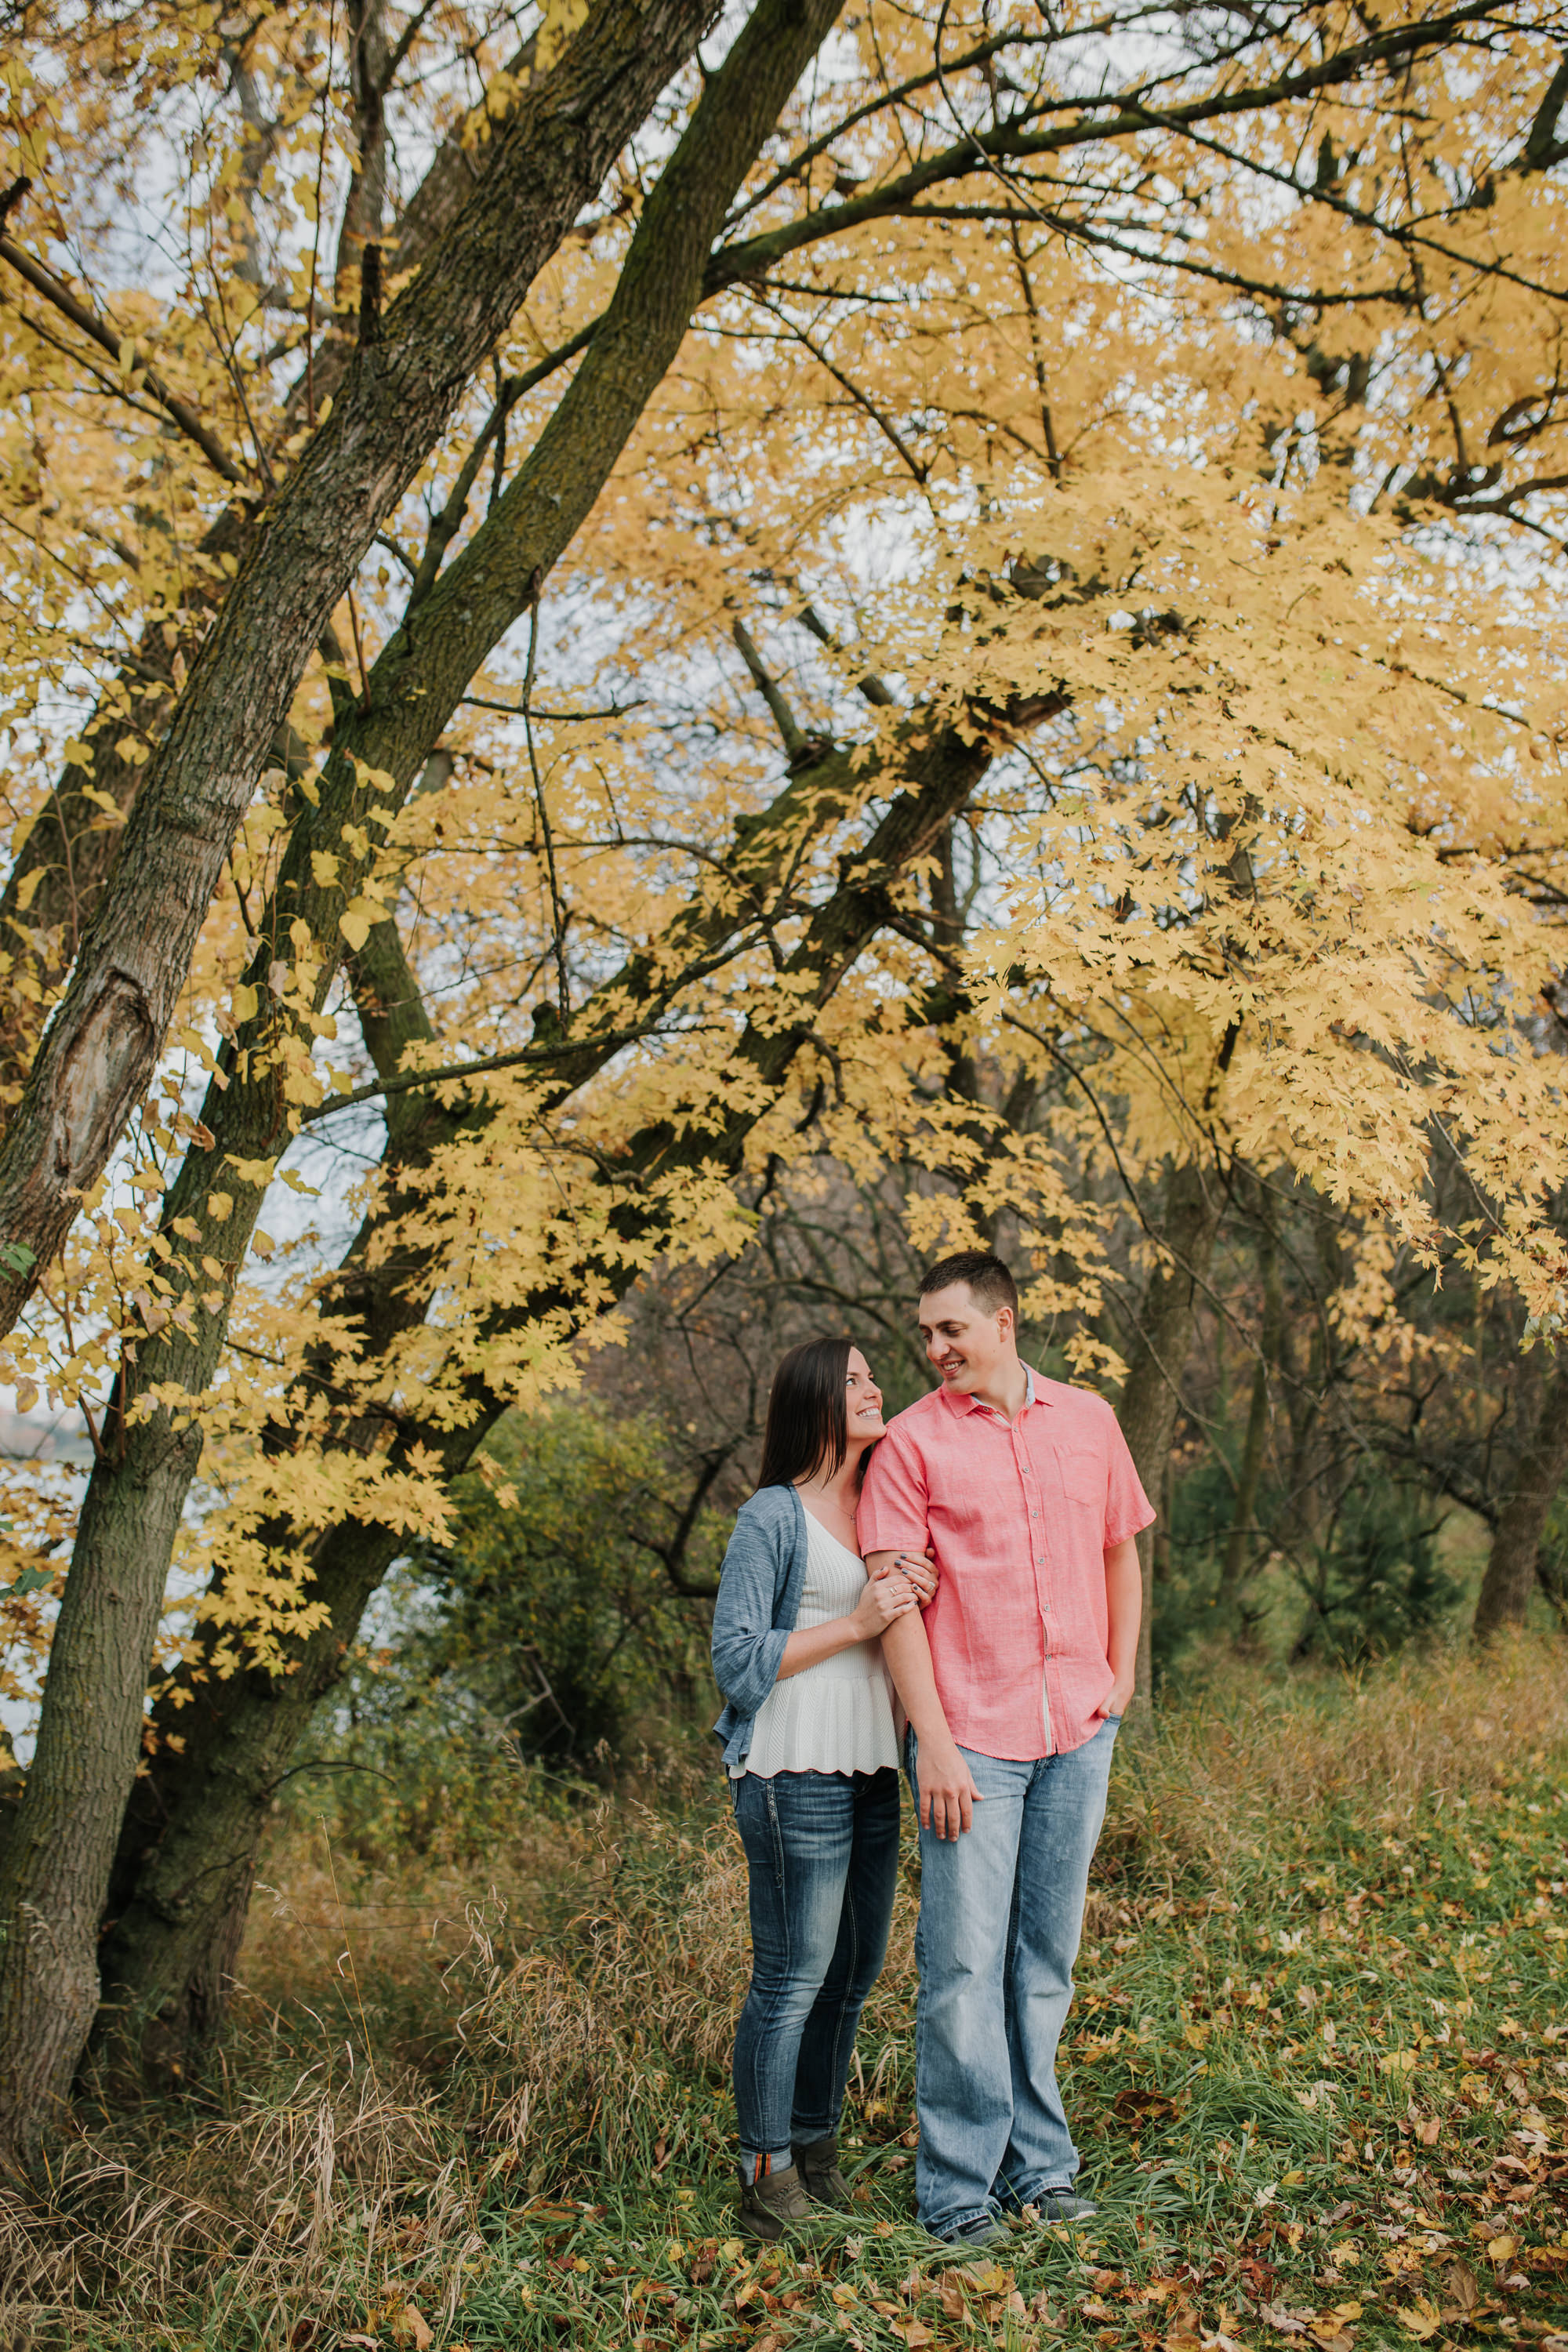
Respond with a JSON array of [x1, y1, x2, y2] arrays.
[[1260, 2303, 1312, 2338], [961, 2261, 1013, 2292], [1444, 2261, 1480, 2313]]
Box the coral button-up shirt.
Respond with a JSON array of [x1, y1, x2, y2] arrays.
[[857, 1367, 1155, 1761]]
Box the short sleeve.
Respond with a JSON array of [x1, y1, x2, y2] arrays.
[[856, 1425, 931, 1555], [1104, 1415, 1156, 1548]]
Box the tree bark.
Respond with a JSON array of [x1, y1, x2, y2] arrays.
[[1472, 1359, 1568, 1638], [0, 27, 537, 1089], [0, 0, 733, 2166], [1116, 1156, 1228, 1725], [0, 0, 715, 1343], [1215, 1178, 1281, 1628]]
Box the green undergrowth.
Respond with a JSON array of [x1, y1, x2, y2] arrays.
[[5, 1643, 1568, 2352]]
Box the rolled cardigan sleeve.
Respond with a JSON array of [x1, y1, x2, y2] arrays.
[[710, 1497, 794, 1717]]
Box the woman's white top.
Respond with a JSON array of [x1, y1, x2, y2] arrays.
[[731, 1512, 901, 1779]]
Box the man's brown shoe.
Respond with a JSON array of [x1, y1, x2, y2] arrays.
[[737, 2161, 822, 2244], [793, 2133, 853, 2208]]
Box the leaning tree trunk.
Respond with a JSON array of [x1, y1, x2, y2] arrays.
[[0, 24, 541, 1104], [0, 0, 723, 2170], [1472, 1360, 1568, 1639], [0, 0, 715, 1346], [1117, 1155, 1228, 1724]]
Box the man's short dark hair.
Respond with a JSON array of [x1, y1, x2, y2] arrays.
[[919, 1250, 1018, 1325]]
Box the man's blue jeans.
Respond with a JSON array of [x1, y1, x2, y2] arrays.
[[906, 1719, 1118, 2237], [731, 1767, 902, 2155]]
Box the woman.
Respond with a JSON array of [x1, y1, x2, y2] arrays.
[[710, 1337, 936, 2243]]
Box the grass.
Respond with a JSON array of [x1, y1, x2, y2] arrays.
[[3, 1639, 1567, 2352]]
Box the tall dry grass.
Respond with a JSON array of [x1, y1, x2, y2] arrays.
[[0, 1635, 1562, 2345]]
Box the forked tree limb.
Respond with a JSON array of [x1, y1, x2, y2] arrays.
[[0, 238, 249, 485], [0, 0, 1532, 1104], [0, 0, 734, 2167], [0, 37, 546, 1049], [0, 0, 717, 1348], [0, 0, 852, 2161]]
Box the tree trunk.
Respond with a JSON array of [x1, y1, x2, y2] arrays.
[[0, 1, 740, 2169], [0, 0, 714, 1343], [1472, 1360, 1568, 1638], [1117, 1156, 1228, 1726], [0, 27, 539, 1099], [1215, 1179, 1281, 1628]]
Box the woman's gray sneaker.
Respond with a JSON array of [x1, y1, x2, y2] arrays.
[[737, 2161, 825, 2243], [793, 2133, 853, 2208]]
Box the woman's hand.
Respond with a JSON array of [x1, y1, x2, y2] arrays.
[[872, 1548, 939, 1606], [851, 1569, 922, 1639]]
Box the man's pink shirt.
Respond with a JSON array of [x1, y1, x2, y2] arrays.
[[856, 1371, 1154, 1761]]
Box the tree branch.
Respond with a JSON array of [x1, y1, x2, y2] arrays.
[[0, 237, 249, 485]]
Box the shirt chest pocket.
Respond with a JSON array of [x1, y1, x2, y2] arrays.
[[1054, 1446, 1105, 1508]]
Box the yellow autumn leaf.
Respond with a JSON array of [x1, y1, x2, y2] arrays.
[[535, 0, 589, 70]]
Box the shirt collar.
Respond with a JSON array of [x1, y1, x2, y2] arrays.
[[937, 1363, 1044, 1417]]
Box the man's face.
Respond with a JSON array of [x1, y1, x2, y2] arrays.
[[918, 1283, 1011, 1392]]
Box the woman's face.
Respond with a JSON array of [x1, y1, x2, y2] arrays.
[[844, 1348, 884, 1449]]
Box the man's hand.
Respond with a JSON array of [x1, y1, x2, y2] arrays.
[[1099, 1675, 1134, 1721], [915, 1733, 982, 1840]]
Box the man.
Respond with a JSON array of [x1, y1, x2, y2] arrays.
[[859, 1249, 1152, 2247]]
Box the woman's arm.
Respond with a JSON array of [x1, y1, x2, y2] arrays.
[[776, 1548, 935, 1679], [776, 1566, 920, 1679], [870, 1553, 982, 1841]]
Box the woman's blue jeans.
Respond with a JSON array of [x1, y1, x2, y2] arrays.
[[731, 1766, 902, 2154]]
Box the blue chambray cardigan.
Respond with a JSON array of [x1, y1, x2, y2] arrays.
[[710, 1483, 809, 1771]]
